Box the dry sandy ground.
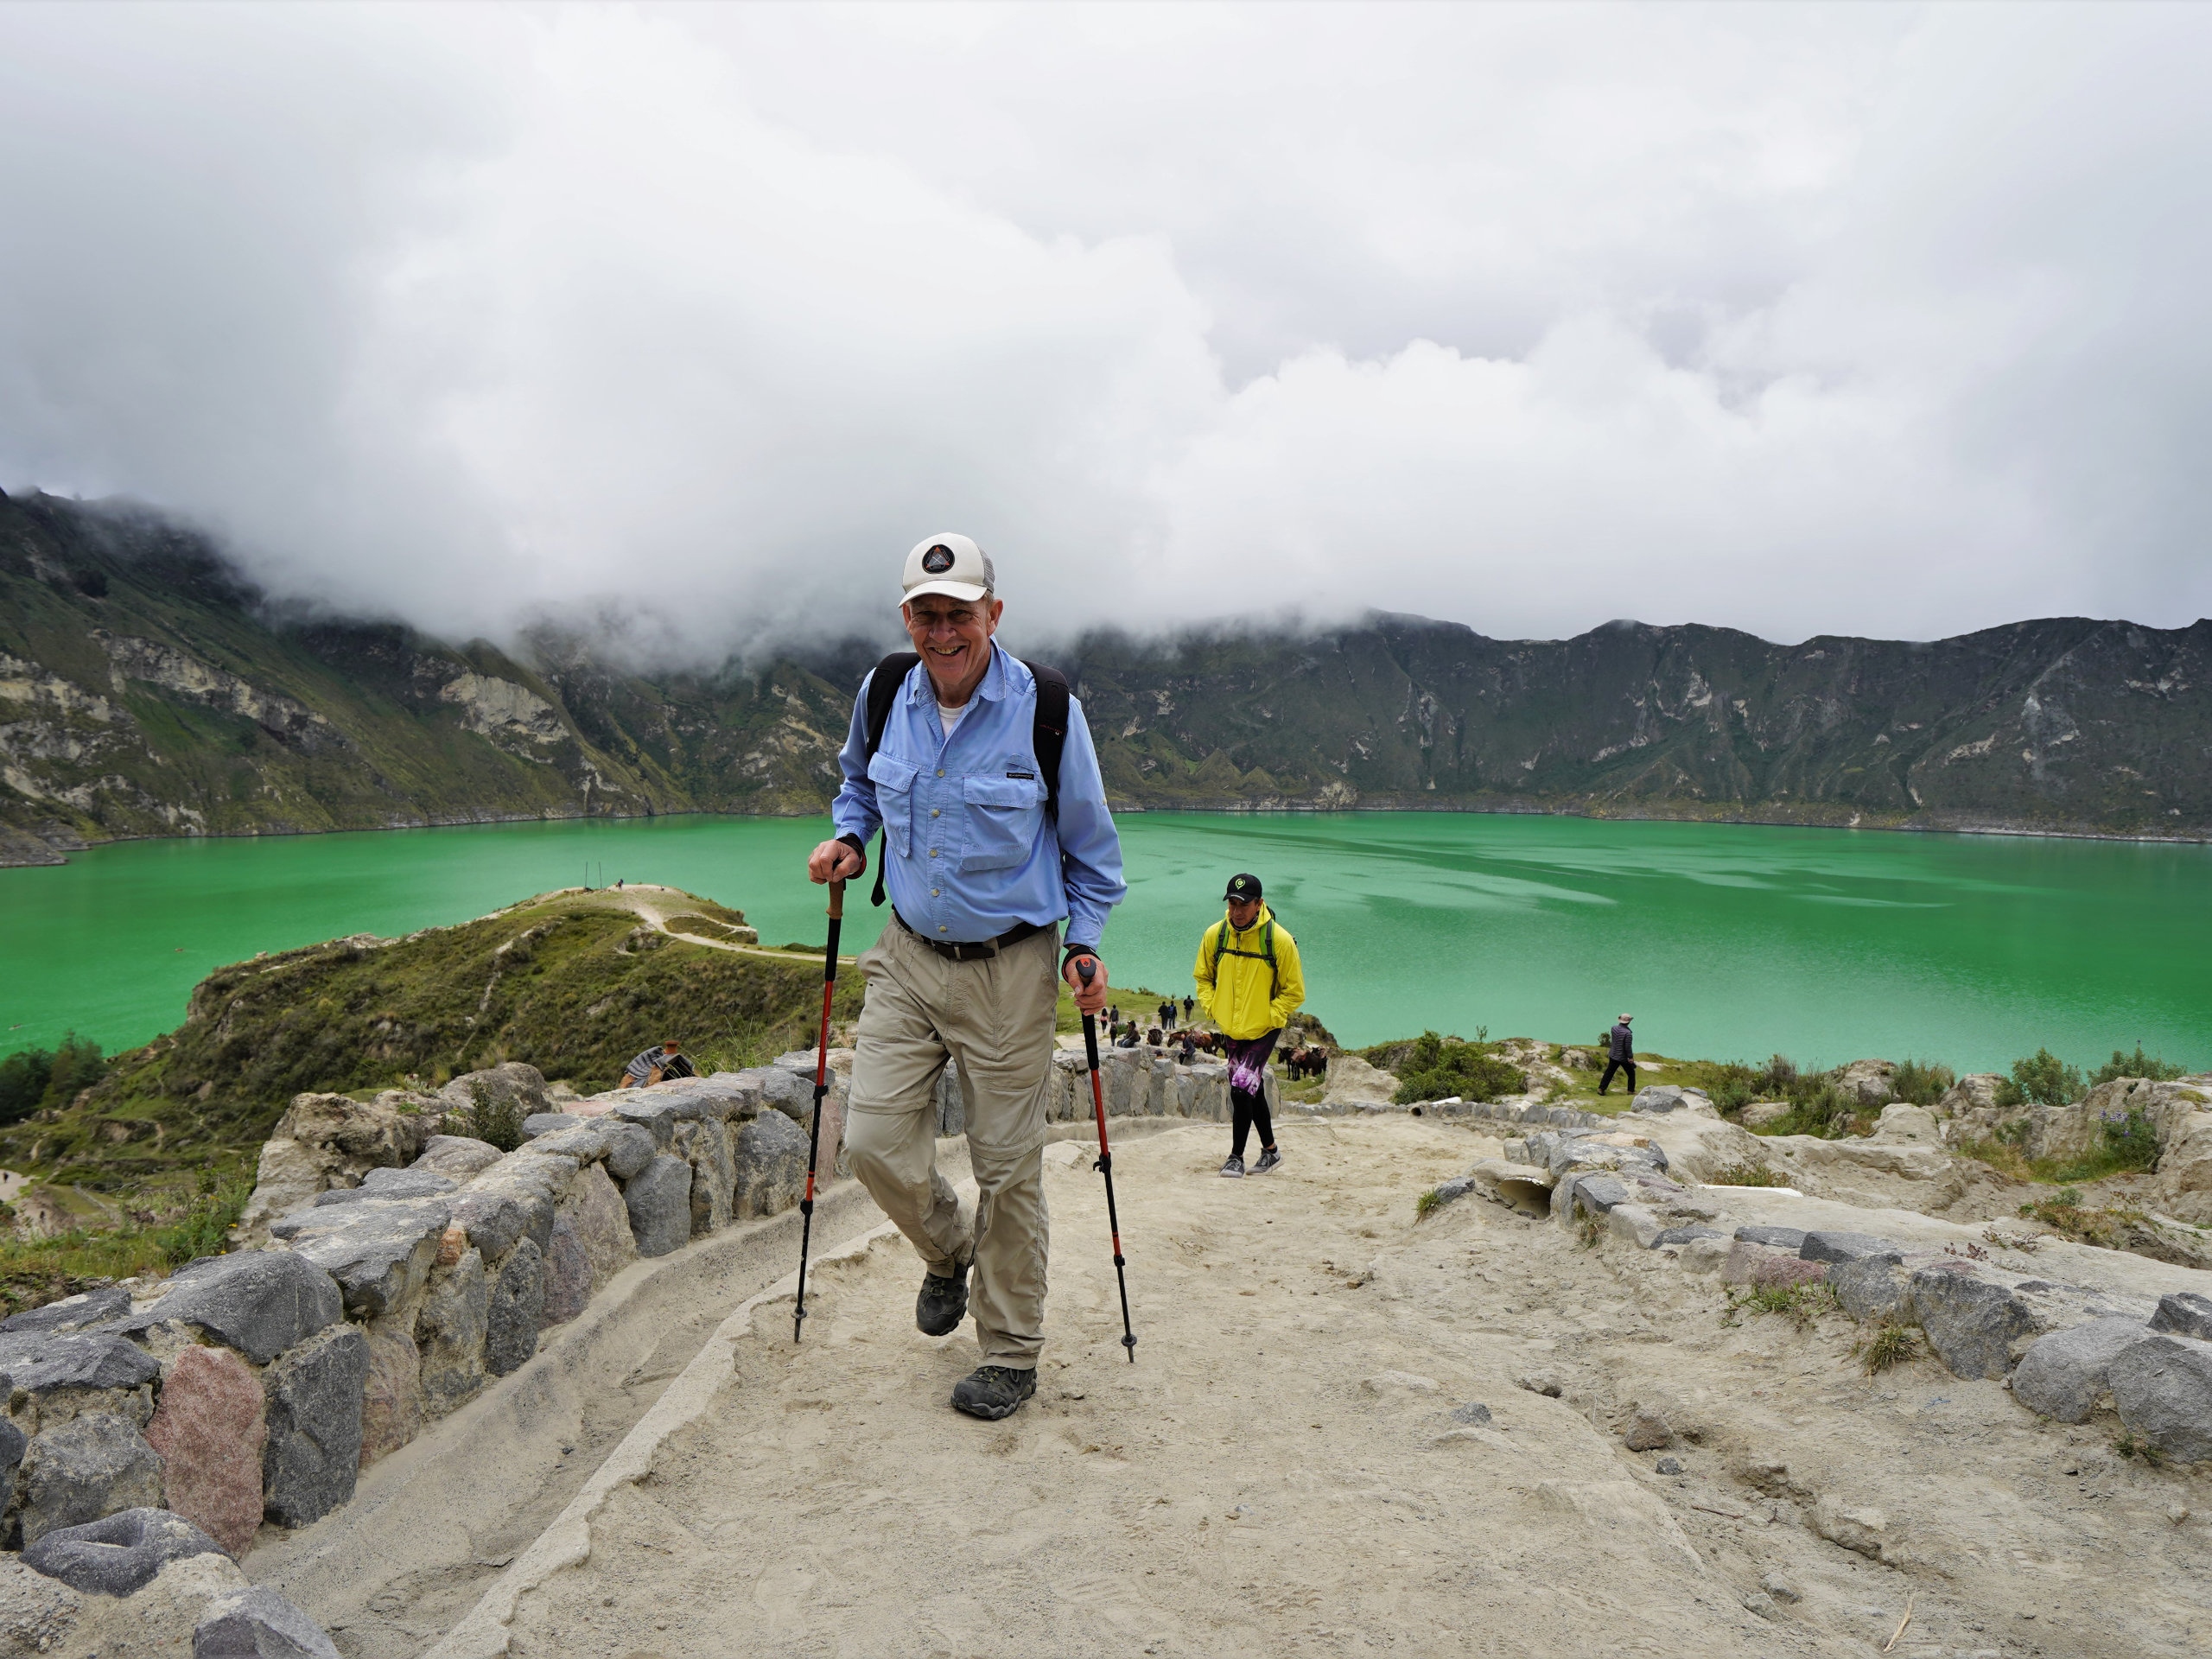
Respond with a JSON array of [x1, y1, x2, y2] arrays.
[[483, 1118, 2211, 1659]]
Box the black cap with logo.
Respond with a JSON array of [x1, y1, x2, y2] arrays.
[[1224, 873, 1262, 903]]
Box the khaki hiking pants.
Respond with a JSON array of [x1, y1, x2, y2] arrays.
[[845, 920, 1060, 1369]]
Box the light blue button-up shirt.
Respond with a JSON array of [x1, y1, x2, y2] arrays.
[[832, 644, 1127, 949]]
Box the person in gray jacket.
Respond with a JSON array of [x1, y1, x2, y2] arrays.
[[1599, 1014, 1636, 1096]]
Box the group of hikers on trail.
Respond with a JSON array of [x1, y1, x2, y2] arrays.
[[798, 531, 1309, 1422]]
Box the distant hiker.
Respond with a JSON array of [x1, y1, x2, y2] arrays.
[[1178, 1031, 1197, 1064], [1158, 999, 1174, 1029], [805, 531, 1125, 1422], [1116, 1024, 1141, 1048], [1181, 994, 1194, 1021], [615, 878, 624, 890], [1194, 873, 1306, 1178], [620, 1039, 694, 1089], [1599, 1014, 1636, 1096]]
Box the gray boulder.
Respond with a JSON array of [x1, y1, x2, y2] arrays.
[[263, 1325, 369, 1528], [449, 1155, 566, 1261], [602, 1122, 656, 1181], [195, 1584, 342, 1657], [411, 1135, 505, 1183], [23, 1506, 227, 1597], [310, 1167, 455, 1206], [111, 1252, 342, 1366], [17, 1414, 164, 1546], [2108, 1332, 2212, 1463], [734, 1111, 809, 1219], [1830, 1253, 1916, 1323], [1421, 1178, 1477, 1216], [625, 1155, 693, 1256], [2011, 1318, 2152, 1423], [521, 1112, 582, 1140], [416, 1250, 488, 1417], [2150, 1291, 2212, 1342], [275, 1198, 451, 1319], [681, 1122, 736, 1236], [523, 1122, 612, 1165], [1560, 1173, 1630, 1217], [0, 1331, 161, 1395], [485, 1237, 545, 1376], [0, 1286, 132, 1336], [0, 1416, 25, 1517], [436, 1061, 551, 1122], [1734, 1225, 1806, 1250], [1629, 1085, 1686, 1114], [1910, 1266, 2038, 1379], [609, 1098, 681, 1147], [1654, 1225, 1725, 1246], [1800, 1232, 1904, 1267]]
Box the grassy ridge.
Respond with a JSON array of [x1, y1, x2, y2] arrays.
[[0, 891, 863, 1193]]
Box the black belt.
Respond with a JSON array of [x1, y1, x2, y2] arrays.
[[893, 910, 1049, 962]]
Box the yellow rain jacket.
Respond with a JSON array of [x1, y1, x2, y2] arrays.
[[1192, 904, 1306, 1041]]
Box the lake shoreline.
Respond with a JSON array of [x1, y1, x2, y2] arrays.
[[10, 795, 2210, 871]]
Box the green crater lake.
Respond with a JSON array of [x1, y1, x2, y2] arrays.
[[3, 813, 2206, 1076]]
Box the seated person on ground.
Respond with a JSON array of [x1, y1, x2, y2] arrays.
[[620, 1039, 695, 1089]]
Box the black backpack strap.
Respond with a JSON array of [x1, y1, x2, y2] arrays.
[[1023, 660, 1070, 821], [862, 653, 919, 908]]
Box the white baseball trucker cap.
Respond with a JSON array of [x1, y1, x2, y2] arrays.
[[902, 533, 996, 604]]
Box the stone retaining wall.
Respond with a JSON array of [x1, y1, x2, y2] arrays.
[[0, 1041, 1271, 1607]]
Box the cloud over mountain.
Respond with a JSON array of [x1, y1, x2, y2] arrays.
[[3, 3, 2209, 660]]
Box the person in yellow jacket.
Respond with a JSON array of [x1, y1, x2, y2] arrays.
[[1192, 872, 1306, 1177]]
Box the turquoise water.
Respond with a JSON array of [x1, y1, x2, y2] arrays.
[[1, 813, 2206, 1074]]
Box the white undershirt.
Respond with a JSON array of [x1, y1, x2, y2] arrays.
[[937, 699, 969, 741]]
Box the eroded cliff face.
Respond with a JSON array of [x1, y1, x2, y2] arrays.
[[0, 492, 856, 861], [1067, 613, 2212, 835], [4, 487, 2209, 862]]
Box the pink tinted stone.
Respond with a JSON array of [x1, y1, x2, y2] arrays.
[[357, 1330, 425, 1469], [144, 1344, 266, 1557]]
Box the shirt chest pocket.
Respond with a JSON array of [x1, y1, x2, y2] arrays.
[[868, 753, 919, 857], [957, 774, 1046, 873]]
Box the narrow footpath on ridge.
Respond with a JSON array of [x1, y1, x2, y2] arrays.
[[420, 1116, 2212, 1659]]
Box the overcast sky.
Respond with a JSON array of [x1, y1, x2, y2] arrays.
[[3, 3, 2209, 659]]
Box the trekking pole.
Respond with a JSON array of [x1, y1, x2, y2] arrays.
[[1076, 958, 1137, 1362], [792, 878, 844, 1343]]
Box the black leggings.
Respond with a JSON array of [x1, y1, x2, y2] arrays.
[[1225, 1031, 1280, 1157], [1599, 1058, 1637, 1096], [1232, 1091, 1274, 1159]]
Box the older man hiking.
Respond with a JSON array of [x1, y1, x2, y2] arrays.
[[1193, 873, 1306, 1178], [1599, 1014, 1636, 1096], [807, 532, 1125, 1421]]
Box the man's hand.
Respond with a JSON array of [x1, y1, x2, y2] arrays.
[[808, 838, 865, 885], [1064, 952, 1109, 1015]]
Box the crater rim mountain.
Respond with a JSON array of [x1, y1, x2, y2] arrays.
[[5, 485, 2209, 867]]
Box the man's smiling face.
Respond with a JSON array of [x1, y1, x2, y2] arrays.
[[902, 591, 1002, 705]]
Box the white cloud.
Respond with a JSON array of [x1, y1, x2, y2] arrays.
[[2, 2, 2208, 658]]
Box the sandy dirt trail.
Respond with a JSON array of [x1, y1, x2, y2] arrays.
[[487, 1117, 2210, 1659]]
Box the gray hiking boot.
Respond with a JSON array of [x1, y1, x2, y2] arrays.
[[1219, 1154, 1245, 1179], [915, 1264, 969, 1337], [950, 1364, 1037, 1420], [1251, 1147, 1282, 1175]]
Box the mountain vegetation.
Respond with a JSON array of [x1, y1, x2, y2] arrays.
[[5, 487, 2210, 866], [0, 889, 861, 1194]]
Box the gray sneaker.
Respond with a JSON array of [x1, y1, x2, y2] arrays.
[[1250, 1147, 1282, 1175], [1219, 1155, 1245, 1179], [916, 1264, 969, 1337]]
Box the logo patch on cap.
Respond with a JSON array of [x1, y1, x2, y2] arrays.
[[921, 544, 955, 574]]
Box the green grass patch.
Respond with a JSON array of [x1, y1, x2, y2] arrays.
[[1384, 1031, 1522, 1106], [1854, 1321, 1924, 1375], [1890, 1058, 1956, 1107], [0, 891, 864, 1191], [1724, 1280, 1837, 1331], [0, 1179, 250, 1320], [1705, 1162, 1786, 1187]]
